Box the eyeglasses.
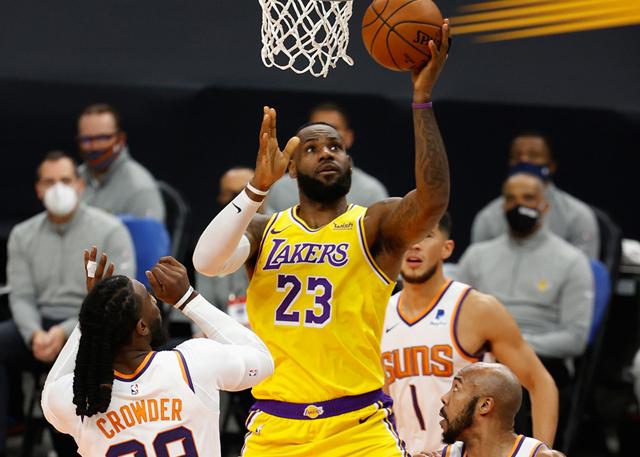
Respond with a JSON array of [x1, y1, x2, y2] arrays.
[[76, 132, 119, 144]]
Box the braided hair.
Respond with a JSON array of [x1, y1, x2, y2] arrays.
[[73, 275, 142, 417]]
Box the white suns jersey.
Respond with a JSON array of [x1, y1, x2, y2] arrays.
[[381, 280, 493, 455], [442, 435, 546, 457], [47, 341, 223, 457]]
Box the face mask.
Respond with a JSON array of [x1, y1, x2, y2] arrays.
[[80, 141, 123, 172], [505, 204, 540, 236], [43, 182, 78, 217]]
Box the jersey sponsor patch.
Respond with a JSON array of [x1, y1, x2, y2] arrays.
[[430, 309, 447, 325]]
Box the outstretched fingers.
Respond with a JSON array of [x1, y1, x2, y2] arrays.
[[282, 136, 301, 162]]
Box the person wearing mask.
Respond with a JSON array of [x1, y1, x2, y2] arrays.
[[457, 171, 594, 439], [1, 152, 135, 456], [267, 102, 389, 211], [471, 132, 599, 258], [77, 103, 165, 221]]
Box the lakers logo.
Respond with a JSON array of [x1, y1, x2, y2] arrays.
[[303, 405, 324, 419]]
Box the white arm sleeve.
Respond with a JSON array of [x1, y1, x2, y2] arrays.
[[193, 189, 261, 276], [41, 325, 81, 434], [180, 294, 274, 390]]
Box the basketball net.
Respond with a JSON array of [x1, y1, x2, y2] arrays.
[[258, 0, 354, 78]]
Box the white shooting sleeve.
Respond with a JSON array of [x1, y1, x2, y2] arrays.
[[41, 325, 81, 431], [192, 189, 261, 276], [180, 294, 274, 390]]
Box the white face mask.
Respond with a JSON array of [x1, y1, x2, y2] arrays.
[[43, 182, 78, 217]]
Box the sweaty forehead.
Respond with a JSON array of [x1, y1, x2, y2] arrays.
[[298, 124, 341, 143]]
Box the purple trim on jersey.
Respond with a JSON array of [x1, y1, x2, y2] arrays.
[[532, 442, 545, 456], [113, 352, 158, 382], [289, 206, 321, 233], [510, 435, 526, 457], [257, 212, 280, 261], [250, 389, 387, 420], [396, 281, 453, 327], [174, 349, 195, 393], [357, 216, 391, 285], [452, 287, 483, 361], [440, 445, 447, 457]]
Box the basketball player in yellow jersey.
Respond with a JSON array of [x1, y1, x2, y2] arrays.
[[381, 213, 558, 455], [192, 20, 451, 457], [421, 363, 565, 457]]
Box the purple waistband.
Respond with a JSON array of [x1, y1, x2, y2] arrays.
[[250, 389, 390, 420]]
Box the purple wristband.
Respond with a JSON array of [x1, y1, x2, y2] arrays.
[[412, 101, 433, 109]]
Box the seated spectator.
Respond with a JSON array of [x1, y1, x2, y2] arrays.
[[77, 103, 165, 221], [471, 132, 599, 258], [196, 167, 271, 318], [267, 102, 389, 211], [1, 152, 135, 456], [457, 172, 594, 436]]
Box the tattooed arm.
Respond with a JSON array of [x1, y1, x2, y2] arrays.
[[364, 20, 451, 280]]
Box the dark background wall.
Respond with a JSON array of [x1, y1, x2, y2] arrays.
[[1, 0, 639, 268]]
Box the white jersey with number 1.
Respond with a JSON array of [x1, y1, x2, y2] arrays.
[[381, 280, 492, 455], [42, 295, 274, 457]]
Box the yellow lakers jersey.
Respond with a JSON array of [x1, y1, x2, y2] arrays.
[[247, 204, 396, 402]]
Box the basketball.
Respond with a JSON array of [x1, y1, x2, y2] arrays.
[[362, 0, 444, 72]]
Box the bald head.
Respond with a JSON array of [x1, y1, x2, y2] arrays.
[[459, 362, 523, 426], [503, 173, 545, 200]]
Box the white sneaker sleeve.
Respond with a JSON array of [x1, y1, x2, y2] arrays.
[[193, 189, 261, 277], [177, 294, 274, 391]]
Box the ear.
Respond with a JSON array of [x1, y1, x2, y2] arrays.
[[442, 239, 455, 261], [288, 158, 298, 179], [478, 397, 495, 417], [540, 199, 550, 215], [118, 130, 128, 145], [76, 177, 86, 196], [348, 154, 353, 170], [548, 161, 557, 175], [35, 182, 45, 201], [136, 319, 149, 337]]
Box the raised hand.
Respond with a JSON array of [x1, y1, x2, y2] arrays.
[[412, 18, 450, 103], [145, 256, 193, 306], [250, 106, 301, 192], [83, 246, 115, 293]]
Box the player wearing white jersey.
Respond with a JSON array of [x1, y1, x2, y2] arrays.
[[381, 214, 558, 455], [427, 363, 565, 457], [41, 249, 274, 457]]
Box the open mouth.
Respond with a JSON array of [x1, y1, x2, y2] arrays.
[[405, 256, 423, 266]]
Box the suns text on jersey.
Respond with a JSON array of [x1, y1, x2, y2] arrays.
[[96, 397, 183, 439], [263, 239, 349, 270], [382, 345, 454, 383]]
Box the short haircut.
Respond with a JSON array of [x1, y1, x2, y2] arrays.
[[309, 102, 351, 128], [36, 150, 78, 181], [79, 103, 122, 131], [512, 130, 555, 161], [294, 121, 337, 137], [438, 211, 452, 237]]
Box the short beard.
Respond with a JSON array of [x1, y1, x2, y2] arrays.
[[149, 316, 169, 349], [297, 168, 351, 204], [442, 396, 479, 444], [401, 264, 438, 284]]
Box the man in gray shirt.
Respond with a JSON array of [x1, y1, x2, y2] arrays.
[[457, 171, 594, 436], [266, 102, 389, 211], [0, 152, 135, 455], [77, 103, 165, 221], [471, 132, 599, 258]]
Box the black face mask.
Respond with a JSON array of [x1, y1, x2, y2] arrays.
[[505, 204, 540, 236]]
